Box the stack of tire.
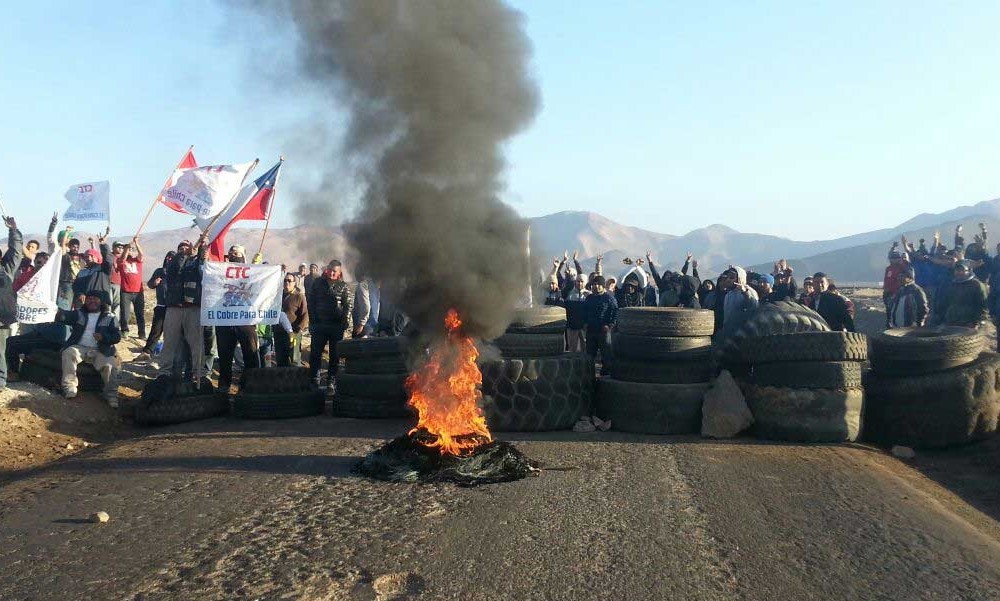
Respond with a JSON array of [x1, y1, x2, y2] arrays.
[[332, 337, 412, 419], [715, 300, 831, 374], [741, 331, 868, 442], [595, 307, 715, 434], [480, 307, 594, 431], [864, 327, 998, 448], [20, 349, 103, 393], [233, 366, 325, 419], [134, 375, 227, 426]]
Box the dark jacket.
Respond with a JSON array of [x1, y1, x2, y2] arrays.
[[888, 283, 928, 328], [282, 290, 309, 333], [71, 243, 113, 300], [147, 267, 168, 306], [0, 227, 23, 325], [164, 251, 204, 307], [561, 282, 588, 330], [937, 277, 988, 327], [676, 275, 701, 309], [58, 307, 121, 357], [308, 277, 354, 332], [814, 291, 855, 332], [584, 291, 617, 332], [770, 280, 797, 302]]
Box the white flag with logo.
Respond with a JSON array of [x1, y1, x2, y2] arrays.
[[17, 249, 63, 324], [63, 181, 110, 222], [201, 262, 282, 326], [163, 161, 255, 219]]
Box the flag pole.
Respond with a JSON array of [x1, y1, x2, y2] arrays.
[[256, 156, 284, 258], [0, 193, 8, 217], [134, 145, 194, 239], [201, 158, 260, 249]]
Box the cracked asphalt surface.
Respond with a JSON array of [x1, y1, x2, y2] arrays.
[[1, 417, 999, 600]]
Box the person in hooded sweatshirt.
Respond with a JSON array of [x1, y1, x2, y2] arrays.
[[697, 279, 715, 309], [615, 267, 649, 309], [71, 231, 113, 307], [543, 270, 564, 307], [888, 265, 928, 328], [812, 273, 855, 331], [136, 250, 176, 361], [719, 266, 759, 334], [934, 260, 988, 328], [770, 268, 797, 302], [562, 272, 589, 352], [675, 274, 701, 308]]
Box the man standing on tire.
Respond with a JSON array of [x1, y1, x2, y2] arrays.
[[215, 245, 260, 392], [308, 259, 353, 389], [583, 275, 616, 376], [934, 260, 988, 329], [812, 272, 855, 332], [887, 265, 928, 328], [58, 290, 121, 404], [155, 235, 209, 385]]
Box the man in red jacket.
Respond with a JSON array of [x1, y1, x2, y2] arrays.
[[116, 237, 146, 339], [882, 248, 909, 328]]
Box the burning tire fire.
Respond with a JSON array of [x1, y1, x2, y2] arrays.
[[357, 310, 538, 485]]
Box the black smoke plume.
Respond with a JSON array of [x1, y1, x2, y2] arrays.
[[244, 0, 539, 340]]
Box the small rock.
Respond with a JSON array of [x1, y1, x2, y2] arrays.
[[90, 511, 110, 524], [34, 434, 42, 438], [82, 442, 90, 448], [65, 443, 75, 450], [892, 445, 916, 459]]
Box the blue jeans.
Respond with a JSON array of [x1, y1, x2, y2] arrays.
[[0, 326, 10, 389]]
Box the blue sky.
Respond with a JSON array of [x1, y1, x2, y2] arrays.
[[2, 1, 999, 240]]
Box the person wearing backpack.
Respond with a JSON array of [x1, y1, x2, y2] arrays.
[[308, 259, 353, 389]]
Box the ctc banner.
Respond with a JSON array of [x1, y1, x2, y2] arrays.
[[17, 249, 63, 324], [64, 181, 110, 222], [201, 262, 281, 326]]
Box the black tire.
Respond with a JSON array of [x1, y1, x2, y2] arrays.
[[335, 372, 409, 401], [336, 336, 408, 360], [616, 307, 715, 337], [134, 393, 229, 426], [492, 333, 564, 358], [506, 324, 565, 335], [751, 361, 863, 389], [740, 332, 868, 364], [241, 366, 314, 394], [141, 375, 217, 403], [741, 384, 863, 443], [21, 354, 104, 392], [610, 357, 713, 384], [233, 390, 326, 419], [332, 394, 412, 419], [716, 302, 830, 366], [509, 306, 567, 330], [595, 379, 708, 435], [862, 352, 1000, 448], [342, 356, 410, 375], [612, 333, 712, 361], [870, 326, 983, 376], [479, 353, 594, 431]]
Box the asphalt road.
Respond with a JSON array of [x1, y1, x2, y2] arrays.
[[1, 418, 999, 600]]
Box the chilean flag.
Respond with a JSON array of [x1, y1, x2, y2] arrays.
[[198, 159, 283, 261], [158, 147, 198, 213]]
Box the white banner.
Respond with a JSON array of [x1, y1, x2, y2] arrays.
[[64, 181, 110, 222], [163, 162, 254, 219], [17, 249, 63, 324], [200, 262, 282, 326]]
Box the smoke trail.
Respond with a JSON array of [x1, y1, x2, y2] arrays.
[[242, 0, 539, 340]]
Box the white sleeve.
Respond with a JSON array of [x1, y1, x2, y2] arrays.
[[278, 311, 293, 333]]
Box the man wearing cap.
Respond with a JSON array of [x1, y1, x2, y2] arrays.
[[154, 234, 209, 384], [887, 265, 928, 328], [303, 263, 320, 297], [883, 248, 909, 328], [57, 289, 121, 403], [71, 230, 113, 307], [932, 260, 988, 328], [214, 244, 260, 392]]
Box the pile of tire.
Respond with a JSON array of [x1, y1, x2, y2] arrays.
[[595, 307, 715, 434], [863, 327, 998, 448], [233, 367, 325, 419], [480, 307, 593, 431], [716, 300, 831, 373], [20, 349, 103, 393], [332, 337, 412, 419], [742, 331, 868, 443], [134, 375, 227, 427]]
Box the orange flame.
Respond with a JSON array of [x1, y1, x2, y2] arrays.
[[406, 309, 492, 456]]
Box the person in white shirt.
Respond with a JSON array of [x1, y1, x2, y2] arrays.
[[58, 290, 122, 404]]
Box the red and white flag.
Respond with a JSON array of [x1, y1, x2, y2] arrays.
[[157, 148, 198, 213], [195, 160, 283, 261], [163, 161, 256, 219]]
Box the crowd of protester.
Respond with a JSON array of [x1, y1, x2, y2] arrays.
[[1, 214, 999, 406]]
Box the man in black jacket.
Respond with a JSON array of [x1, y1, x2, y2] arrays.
[[0, 216, 23, 390], [888, 266, 928, 328], [71, 231, 113, 307], [308, 259, 354, 388], [154, 234, 208, 383], [215, 245, 260, 392], [59, 290, 121, 403], [812, 272, 855, 332], [137, 251, 175, 360]]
